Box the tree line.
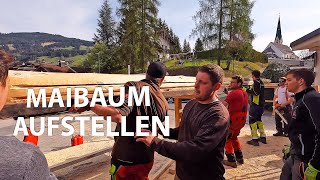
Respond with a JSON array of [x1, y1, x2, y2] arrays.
[[91, 0, 260, 73], [0, 32, 93, 62]]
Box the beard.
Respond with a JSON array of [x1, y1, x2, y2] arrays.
[[195, 90, 214, 102]]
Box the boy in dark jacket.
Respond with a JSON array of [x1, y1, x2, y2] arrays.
[[280, 69, 320, 180]]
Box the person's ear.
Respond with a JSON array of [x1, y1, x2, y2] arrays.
[[159, 78, 165, 86], [298, 78, 305, 86], [214, 82, 222, 91]]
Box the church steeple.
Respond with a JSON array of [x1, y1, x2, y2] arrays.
[[274, 15, 283, 44]]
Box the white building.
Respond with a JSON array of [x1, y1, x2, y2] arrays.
[[158, 29, 175, 60], [263, 17, 299, 59]]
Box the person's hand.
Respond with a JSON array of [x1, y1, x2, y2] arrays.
[[280, 104, 286, 108], [305, 163, 320, 180], [282, 145, 290, 161], [223, 87, 228, 94], [135, 129, 155, 147], [68, 98, 90, 113]]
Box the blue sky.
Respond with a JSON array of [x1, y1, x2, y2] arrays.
[[1, 0, 319, 52]]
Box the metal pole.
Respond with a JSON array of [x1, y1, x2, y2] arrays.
[[128, 64, 131, 75]]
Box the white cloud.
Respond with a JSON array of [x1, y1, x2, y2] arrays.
[[0, 0, 319, 50]]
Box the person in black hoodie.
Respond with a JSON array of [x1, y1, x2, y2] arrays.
[[280, 68, 320, 180], [136, 64, 229, 180]]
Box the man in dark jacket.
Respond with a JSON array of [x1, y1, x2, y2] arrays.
[[136, 64, 229, 180], [245, 70, 267, 146], [280, 68, 320, 180]]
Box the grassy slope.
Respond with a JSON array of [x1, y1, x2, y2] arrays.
[[38, 55, 87, 67], [164, 59, 267, 77]]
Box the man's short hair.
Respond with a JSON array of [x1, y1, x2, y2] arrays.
[[286, 68, 315, 87], [252, 70, 260, 78], [232, 75, 243, 86], [198, 64, 224, 85], [0, 50, 13, 87], [147, 61, 167, 78]]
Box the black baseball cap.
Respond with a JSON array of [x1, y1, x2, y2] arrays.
[[147, 62, 167, 78]]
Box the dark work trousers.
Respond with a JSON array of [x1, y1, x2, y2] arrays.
[[275, 106, 292, 134], [280, 156, 320, 180]]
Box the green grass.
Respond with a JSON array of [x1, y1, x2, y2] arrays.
[[68, 55, 88, 66], [80, 45, 93, 51], [38, 56, 60, 64], [37, 55, 88, 67], [164, 59, 267, 77]]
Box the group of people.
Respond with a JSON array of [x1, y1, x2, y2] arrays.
[[0, 48, 320, 180]]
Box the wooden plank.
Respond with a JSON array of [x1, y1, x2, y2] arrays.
[[2, 86, 196, 118], [9, 71, 196, 86], [174, 98, 182, 127], [7, 86, 195, 103], [50, 147, 113, 172], [150, 160, 174, 180]]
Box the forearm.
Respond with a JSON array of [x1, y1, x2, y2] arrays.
[[273, 96, 277, 106], [151, 124, 227, 163], [151, 137, 208, 162], [91, 104, 122, 123]]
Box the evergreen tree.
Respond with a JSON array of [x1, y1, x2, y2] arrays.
[[170, 35, 182, 54], [194, 38, 204, 52], [91, 0, 119, 73], [118, 0, 160, 73], [87, 42, 120, 73], [183, 39, 191, 53], [93, 0, 116, 48]]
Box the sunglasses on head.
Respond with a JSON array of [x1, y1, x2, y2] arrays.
[[279, 80, 286, 83]]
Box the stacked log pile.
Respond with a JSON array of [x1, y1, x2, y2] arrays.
[[1, 71, 197, 118]]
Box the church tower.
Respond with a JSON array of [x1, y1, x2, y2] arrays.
[[274, 16, 283, 44]]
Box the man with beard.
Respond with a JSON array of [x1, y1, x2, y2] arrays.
[[136, 64, 229, 180], [222, 75, 248, 168]]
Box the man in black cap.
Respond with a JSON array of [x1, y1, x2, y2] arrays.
[[70, 62, 169, 180]]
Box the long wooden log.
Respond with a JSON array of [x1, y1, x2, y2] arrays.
[[4, 71, 288, 119]]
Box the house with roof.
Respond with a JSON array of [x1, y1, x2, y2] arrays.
[[263, 17, 299, 59], [290, 28, 320, 85], [158, 29, 176, 60]]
